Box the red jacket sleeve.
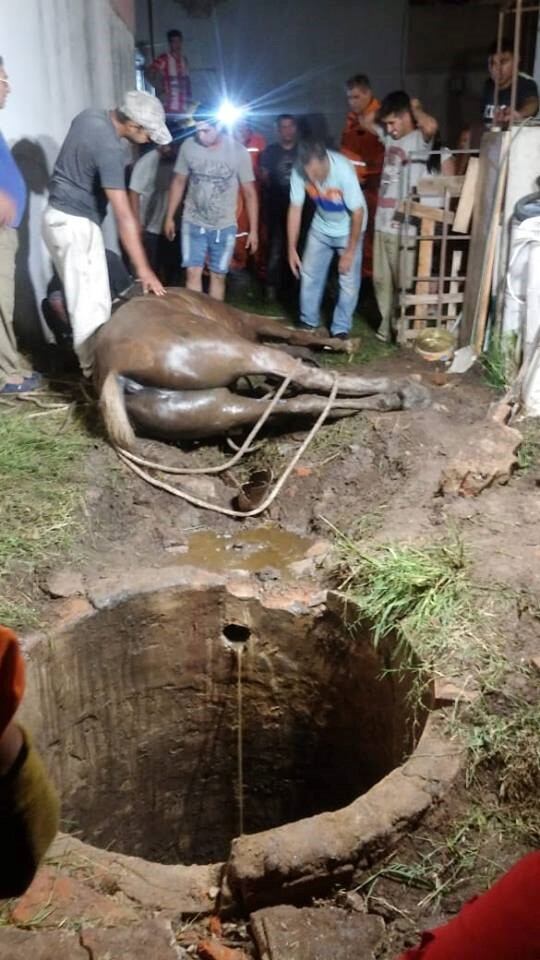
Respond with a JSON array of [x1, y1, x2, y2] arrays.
[[0, 625, 25, 736]]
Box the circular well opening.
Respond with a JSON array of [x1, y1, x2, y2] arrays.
[[22, 586, 426, 866]]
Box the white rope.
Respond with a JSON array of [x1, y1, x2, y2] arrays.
[[115, 375, 340, 517]]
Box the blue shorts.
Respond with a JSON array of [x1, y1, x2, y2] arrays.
[[181, 222, 237, 274]]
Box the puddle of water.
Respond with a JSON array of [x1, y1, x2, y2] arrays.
[[171, 526, 312, 573]]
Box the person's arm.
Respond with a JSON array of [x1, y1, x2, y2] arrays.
[[163, 173, 188, 240], [338, 207, 364, 275], [0, 190, 16, 228], [287, 204, 303, 278], [441, 153, 456, 176], [128, 189, 142, 229], [410, 98, 438, 141], [105, 189, 165, 296], [241, 181, 259, 253], [145, 57, 163, 94]]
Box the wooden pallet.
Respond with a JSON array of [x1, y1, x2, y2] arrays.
[[395, 175, 469, 343]]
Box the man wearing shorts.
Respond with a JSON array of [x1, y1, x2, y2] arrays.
[[164, 104, 258, 301]]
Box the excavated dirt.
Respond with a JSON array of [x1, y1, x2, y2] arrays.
[[4, 349, 540, 957]]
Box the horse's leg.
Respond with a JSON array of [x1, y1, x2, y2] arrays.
[[243, 313, 359, 354], [125, 386, 403, 441], [238, 344, 430, 407]]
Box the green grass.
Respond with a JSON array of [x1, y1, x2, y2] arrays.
[[455, 695, 540, 802], [517, 418, 540, 471], [328, 527, 505, 688], [327, 525, 540, 868], [481, 333, 519, 391], [0, 406, 92, 628]]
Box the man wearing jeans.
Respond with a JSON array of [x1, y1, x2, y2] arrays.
[[287, 141, 366, 338], [164, 104, 258, 301]]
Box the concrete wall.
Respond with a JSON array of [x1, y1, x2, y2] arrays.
[[135, 0, 408, 142], [405, 2, 499, 145], [0, 0, 135, 347]]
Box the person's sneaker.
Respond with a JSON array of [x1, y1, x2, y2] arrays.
[[297, 322, 326, 335], [0, 372, 43, 395], [333, 333, 350, 340]]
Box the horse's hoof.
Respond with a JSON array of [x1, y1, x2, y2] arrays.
[[343, 337, 361, 355]]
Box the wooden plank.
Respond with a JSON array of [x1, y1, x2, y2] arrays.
[[460, 132, 509, 347], [403, 293, 464, 306], [447, 251, 464, 320], [413, 218, 435, 329], [473, 147, 509, 353], [396, 200, 455, 225], [417, 175, 465, 197], [452, 157, 479, 234]]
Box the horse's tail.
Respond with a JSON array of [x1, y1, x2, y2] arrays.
[[99, 371, 136, 450]]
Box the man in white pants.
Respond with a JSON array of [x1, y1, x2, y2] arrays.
[[42, 91, 170, 376]]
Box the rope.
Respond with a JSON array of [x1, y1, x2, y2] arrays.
[[115, 375, 340, 518]]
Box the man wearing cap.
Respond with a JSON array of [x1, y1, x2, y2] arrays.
[[42, 91, 170, 377], [163, 104, 258, 302]]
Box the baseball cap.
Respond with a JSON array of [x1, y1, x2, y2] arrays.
[[120, 91, 172, 145]]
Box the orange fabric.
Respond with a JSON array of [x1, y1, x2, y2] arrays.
[[340, 98, 384, 179], [340, 98, 383, 278], [232, 131, 267, 275], [0, 625, 25, 736]]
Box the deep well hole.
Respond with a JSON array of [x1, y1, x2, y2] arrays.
[[23, 587, 425, 866]]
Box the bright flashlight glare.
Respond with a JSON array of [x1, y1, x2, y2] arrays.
[[216, 99, 246, 126]]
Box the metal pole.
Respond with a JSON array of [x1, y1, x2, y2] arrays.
[[494, 8, 505, 122], [437, 188, 450, 327], [147, 0, 156, 61], [510, 0, 524, 121]]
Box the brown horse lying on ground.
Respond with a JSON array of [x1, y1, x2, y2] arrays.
[[93, 289, 429, 449]]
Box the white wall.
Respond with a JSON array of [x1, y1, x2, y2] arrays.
[[135, 0, 408, 142], [0, 0, 135, 346]]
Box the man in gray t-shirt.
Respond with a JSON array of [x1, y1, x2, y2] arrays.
[[164, 105, 257, 301], [42, 91, 170, 376]]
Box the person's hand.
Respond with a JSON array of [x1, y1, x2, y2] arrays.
[[338, 249, 354, 275], [246, 230, 258, 254], [0, 191, 17, 228], [139, 270, 166, 296], [410, 97, 422, 115], [163, 216, 176, 241], [288, 248, 302, 279]]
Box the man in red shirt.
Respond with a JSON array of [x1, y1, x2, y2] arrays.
[[146, 30, 192, 117]]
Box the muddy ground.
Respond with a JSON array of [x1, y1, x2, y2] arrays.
[[4, 342, 540, 956]]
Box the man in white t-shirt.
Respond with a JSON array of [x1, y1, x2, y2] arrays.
[[360, 91, 438, 341]]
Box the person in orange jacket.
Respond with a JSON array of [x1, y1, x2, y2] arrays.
[[341, 74, 384, 279], [231, 119, 267, 276], [0, 625, 59, 897]]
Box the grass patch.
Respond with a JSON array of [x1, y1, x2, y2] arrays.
[[481, 333, 518, 391], [0, 407, 92, 628], [328, 527, 505, 688], [456, 695, 540, 802], [327, 525, 540, 890], [355, 804, 526, 914], [517, 417, 540, 470]]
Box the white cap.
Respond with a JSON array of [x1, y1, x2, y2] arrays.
[[120, 91, 172, 146]]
